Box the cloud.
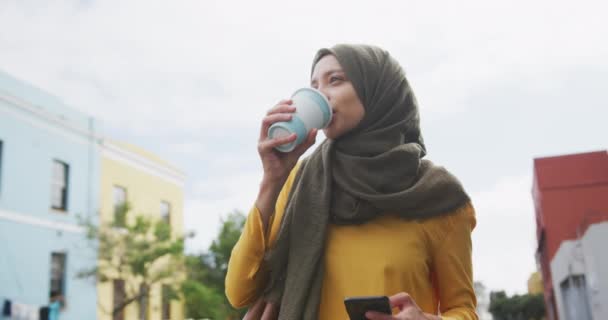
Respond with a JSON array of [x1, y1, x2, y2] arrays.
[[471, 174, 538, 295], [2, 0, 606, 137], [184, 169, 263, 253]]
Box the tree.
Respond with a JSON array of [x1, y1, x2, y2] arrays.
[[489, 290, 545, 320], [183, 210, 247, 320], [78, 203, 192, 319]]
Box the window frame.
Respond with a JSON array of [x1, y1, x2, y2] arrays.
[[49, 252, 67, 303], [160, 200, 171, 225], [161, 284, 171, 320], [51, 160, 69, 212], [113, 279, 126, 320], [113, 185, 127, 224], [138, 283, 149, 320]]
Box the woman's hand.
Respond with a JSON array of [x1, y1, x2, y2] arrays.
[[258, 99, 317, 184], [364, 293, 441, 320], [255, 99, 318, 228], [242, 298, 279, 320]]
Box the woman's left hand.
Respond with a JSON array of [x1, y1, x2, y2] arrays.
[[364, 293, 441, 320]]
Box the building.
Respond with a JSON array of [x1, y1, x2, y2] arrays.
[[550, 222, 608, 320], [532, 151, 608, 320], [97, 139, 185, 320], [0, 70, 101, 319], [528, 271, 544, 295], [0, 70, 186, 320]]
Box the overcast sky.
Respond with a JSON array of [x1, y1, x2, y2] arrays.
[[1, 0, 606, 296]]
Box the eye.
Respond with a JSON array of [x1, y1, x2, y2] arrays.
[[329, 76, 344, 83]]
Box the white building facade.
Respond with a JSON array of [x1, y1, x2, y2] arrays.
[[550, 222, 608, 320]]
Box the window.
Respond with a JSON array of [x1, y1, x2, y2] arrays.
[[51, 160, 69, 211], [113, 279, 125, 320], [160, 201, 171, 225], [49, 253, 66, 301], [138, 284, 149, 320], [113, 186, 127, 212], [113, 186, 127, 225], [561, 275, 593, 320], [161, 285, 171, 320]]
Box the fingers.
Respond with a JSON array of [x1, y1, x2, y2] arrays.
[[266, 100, 295, 115], [242, 299, 266, 320], [261, 302, 279, 320], [291, 128, 318, 156], [259, 100, 295, 141], [364, 311, 394, 320], [258, 133, 297, 154], [259, 113, 294, 141], [389, 292, 415, 310]]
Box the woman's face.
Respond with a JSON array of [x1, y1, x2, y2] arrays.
[[311, 54, 365, 140]]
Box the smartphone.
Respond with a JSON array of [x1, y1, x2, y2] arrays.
[[344, 296, 392, 320]]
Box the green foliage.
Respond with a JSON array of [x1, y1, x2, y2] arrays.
[[181, 280, 225, 319], [182, 210, 247, 320], [78, 203, 192, 317], [209, 211, 246, 273], [489, 291, 546, 320]]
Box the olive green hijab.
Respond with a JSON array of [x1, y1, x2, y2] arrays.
[[261, 44, 470, 319]]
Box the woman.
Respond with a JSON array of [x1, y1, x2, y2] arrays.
[[225, 44, 477, 320]]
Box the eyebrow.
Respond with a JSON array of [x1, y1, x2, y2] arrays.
[[310, 69, 345, 85]]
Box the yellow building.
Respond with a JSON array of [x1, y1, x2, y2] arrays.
[[97, 139, 186, 320], [528, 271, 544, 295]]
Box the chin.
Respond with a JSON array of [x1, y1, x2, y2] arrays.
[[322, 127, 341, 140]]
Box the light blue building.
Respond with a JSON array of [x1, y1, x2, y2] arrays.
[[0, 70, 100, 320]]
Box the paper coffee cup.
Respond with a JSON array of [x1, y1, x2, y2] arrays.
[[268, 88, 332, 152]]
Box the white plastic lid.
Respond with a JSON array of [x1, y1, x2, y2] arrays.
[[270, 126, 291, 139], [269, 125, 297, 152]]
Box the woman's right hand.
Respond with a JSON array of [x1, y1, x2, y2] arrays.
[[255, 99, 318, 228], [258, 99, 318, 185]]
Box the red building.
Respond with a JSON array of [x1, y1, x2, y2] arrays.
[[532, 151, 608, 320]]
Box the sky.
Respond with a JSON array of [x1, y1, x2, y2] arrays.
[[1, 0, 607, 296]]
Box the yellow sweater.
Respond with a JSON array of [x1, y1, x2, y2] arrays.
[[225, 163, 478, 319]]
